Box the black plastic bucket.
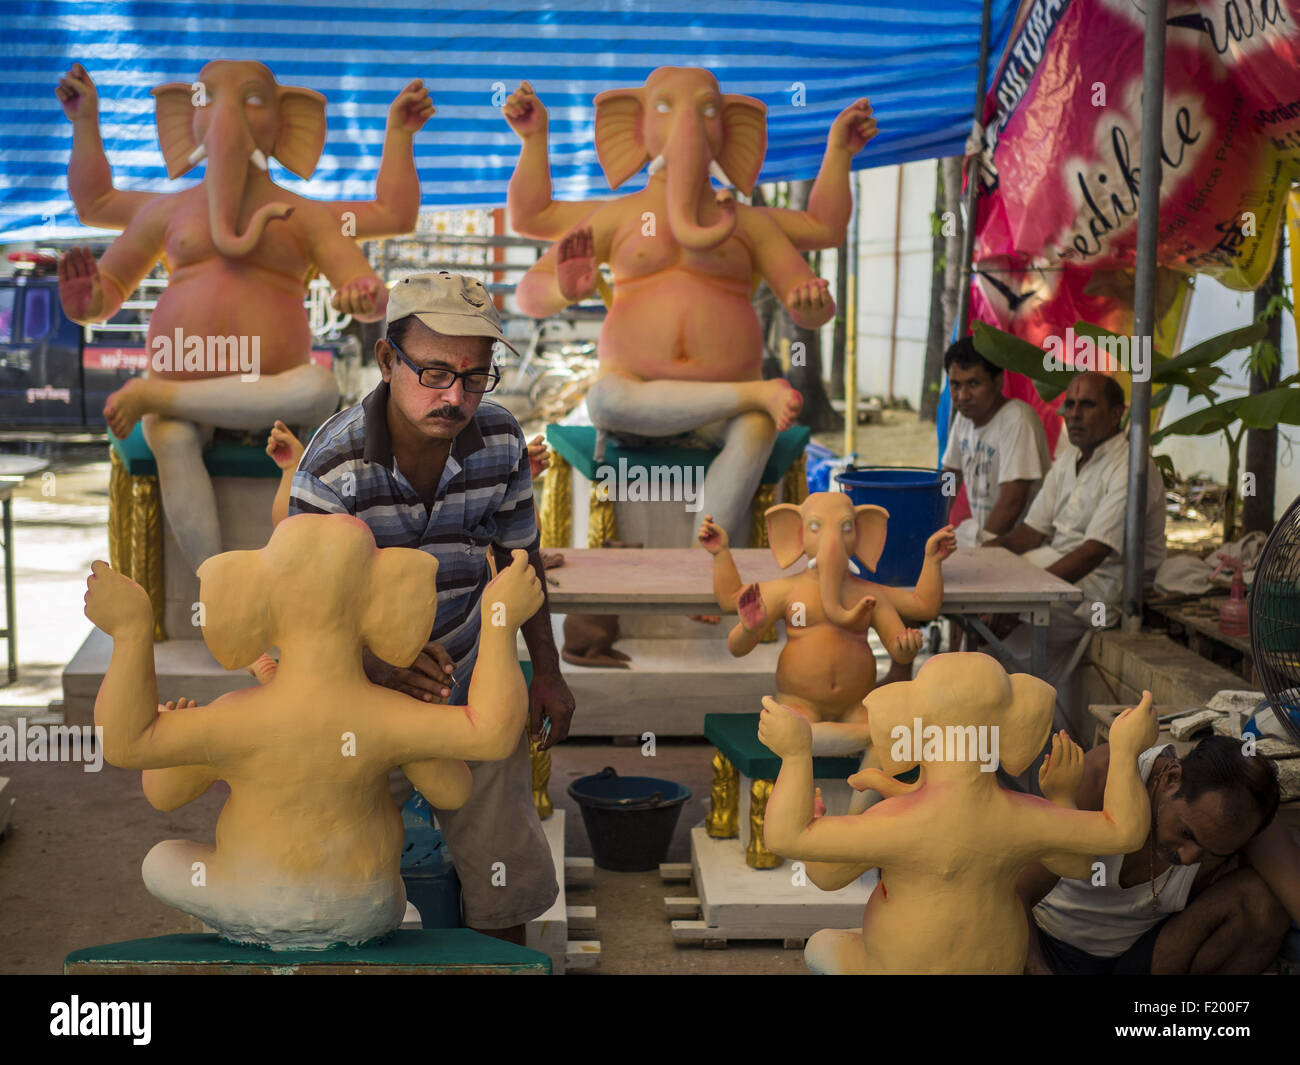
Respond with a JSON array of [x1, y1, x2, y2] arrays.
[[568, 767, 691, 872]]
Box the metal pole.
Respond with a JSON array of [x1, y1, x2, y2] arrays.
[[953, 0, 994, 339], [1122, 0, 1168, 632], [844, 180, 860, 460]]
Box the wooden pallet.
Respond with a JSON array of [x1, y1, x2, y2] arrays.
[[527, 811, 601, 973], [660, 826, 876, 948]]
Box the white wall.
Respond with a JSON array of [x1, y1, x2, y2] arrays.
[[853, 162, 938, 409]]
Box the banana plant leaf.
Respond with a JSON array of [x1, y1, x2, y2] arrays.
[[971, 322, 1073, 401], [1151, 397, 1244, 442]]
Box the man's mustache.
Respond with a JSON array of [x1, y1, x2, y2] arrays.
[[427, 407, 464, 420]]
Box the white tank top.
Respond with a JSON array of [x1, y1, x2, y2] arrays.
[[1032, 744, 1200, 957]]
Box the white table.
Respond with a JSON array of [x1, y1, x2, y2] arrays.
[[543, 547, 1082, 678]]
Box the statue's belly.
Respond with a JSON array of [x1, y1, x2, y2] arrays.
[[600, 270, 763, 382], [776, 626, 875, 719], [146, 270, 312, 379]]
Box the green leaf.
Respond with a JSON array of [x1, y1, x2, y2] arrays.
[[1233, 386, 1300, 429], [971, 322, 1071, 400], [1156, 319, 1269, 378], [1152, 452, 1178, 489], [1151, 396, 1245, 443]]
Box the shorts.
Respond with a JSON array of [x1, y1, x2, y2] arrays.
[[390, 660, 559, 929], [1037, 918, 1170, 975]]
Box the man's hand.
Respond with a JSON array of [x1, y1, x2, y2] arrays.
[[388, 78, 435, 135], [529, 667, 575, 750], [758, 696, 813, 758], [364, 641, 456, 703], [925, 524, 958, 562], [84, 560, 152, 637], [56, 63, 98, 124], [503, 80, 547, 139], [828, 98, 878, 155], [1038, 729, 1084, 806], [527, 434, 550, 479]]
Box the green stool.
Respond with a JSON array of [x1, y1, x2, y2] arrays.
[[703, 712, 861, 870], [64, 929, 551, 975], [539, 423, 810, 550], [107, 422, 281, 641]]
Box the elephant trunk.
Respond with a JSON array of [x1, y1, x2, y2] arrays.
[[204, 103, 287, 260], [818, 533, 868, 629], [664, 111, 736, 251]]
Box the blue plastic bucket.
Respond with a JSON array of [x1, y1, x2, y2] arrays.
[[568, 767, 691, 871], [834, 467, 947, 585]]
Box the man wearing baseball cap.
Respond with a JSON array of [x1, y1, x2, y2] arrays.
[[289, 271, 574, 942]]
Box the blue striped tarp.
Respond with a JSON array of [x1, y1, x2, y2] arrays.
[[0, 0, 1015, 240]]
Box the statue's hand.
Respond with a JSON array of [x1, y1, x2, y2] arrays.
[[830, 98, 878, 155], [1108, 691, 1156, 760], [332, 275, 388, 323], [56, 63, 98, 124], [265, 419, 304, 471], [787, 277, 834, 329], [388, 78, 435, 135], [737, 582, 769, 632], [925, 524, 957, 562], [83, 560, 152, 637], [58, 246, 103, 323], [759, 696, 813, 758], [503, 80, 548, 139], [161, 697, 198, 711], [556, 226, 598, 302], [482, 549, 544, 631], [697, 514, 729, 556], [894, 628, 924, 662], [1038, 729, 1084, 806]]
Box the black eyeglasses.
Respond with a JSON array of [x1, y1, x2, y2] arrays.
[[387, 337, 500, 393]]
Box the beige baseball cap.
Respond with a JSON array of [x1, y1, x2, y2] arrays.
[[385, 272, 521, 358]]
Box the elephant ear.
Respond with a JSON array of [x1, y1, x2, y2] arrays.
[[360, 547, 439, 668], [196, 550, 274, 670], [765, 504, 806, 568], [716, 94, 767, 195], [274, 85, 328, 179], [852, 505, 890, 573], [151, 82, 201, 179], [999, 673, 1056, 776], [593, 87, 648, 190]]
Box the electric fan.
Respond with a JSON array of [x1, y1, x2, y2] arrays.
[[1251, 491, 1300, 746]]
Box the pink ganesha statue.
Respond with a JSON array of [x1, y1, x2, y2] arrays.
[[502, 67, 877, 544], [56, 60, 433, 575]]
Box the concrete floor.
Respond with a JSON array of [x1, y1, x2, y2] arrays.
[[0, 440, 846, 975]]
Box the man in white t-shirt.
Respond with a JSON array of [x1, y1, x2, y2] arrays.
[[984, 372, 1166, 684], [1016, 734, 1296, 974], [941, 337, 1051, 548]]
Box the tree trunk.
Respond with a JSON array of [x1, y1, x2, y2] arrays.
[[779, 178, 840, 432], [920, 157, 964, 422], [1242, 237, 1285, 534]]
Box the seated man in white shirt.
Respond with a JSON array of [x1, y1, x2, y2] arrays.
[[1017, 734, 1298, 974], [941, 337, 1050, 548], [982, 372, 1165, 686]]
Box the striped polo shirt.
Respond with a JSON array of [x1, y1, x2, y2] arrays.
[[288, 380, 539, 675]]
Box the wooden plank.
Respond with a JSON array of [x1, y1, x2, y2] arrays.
[[658, 862, 693, 882], [544, 548, 1081, 615], [671, 920, 726, 948], [527, 810, 569, 972], [664, 896, 701, 918], [566, 905, 597, 934], [565, 941, 602, 970], [564, 856, 594, 888]]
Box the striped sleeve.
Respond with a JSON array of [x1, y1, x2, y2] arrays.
[[491, 430, 540, 554], [289, 469, 352, 516]]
